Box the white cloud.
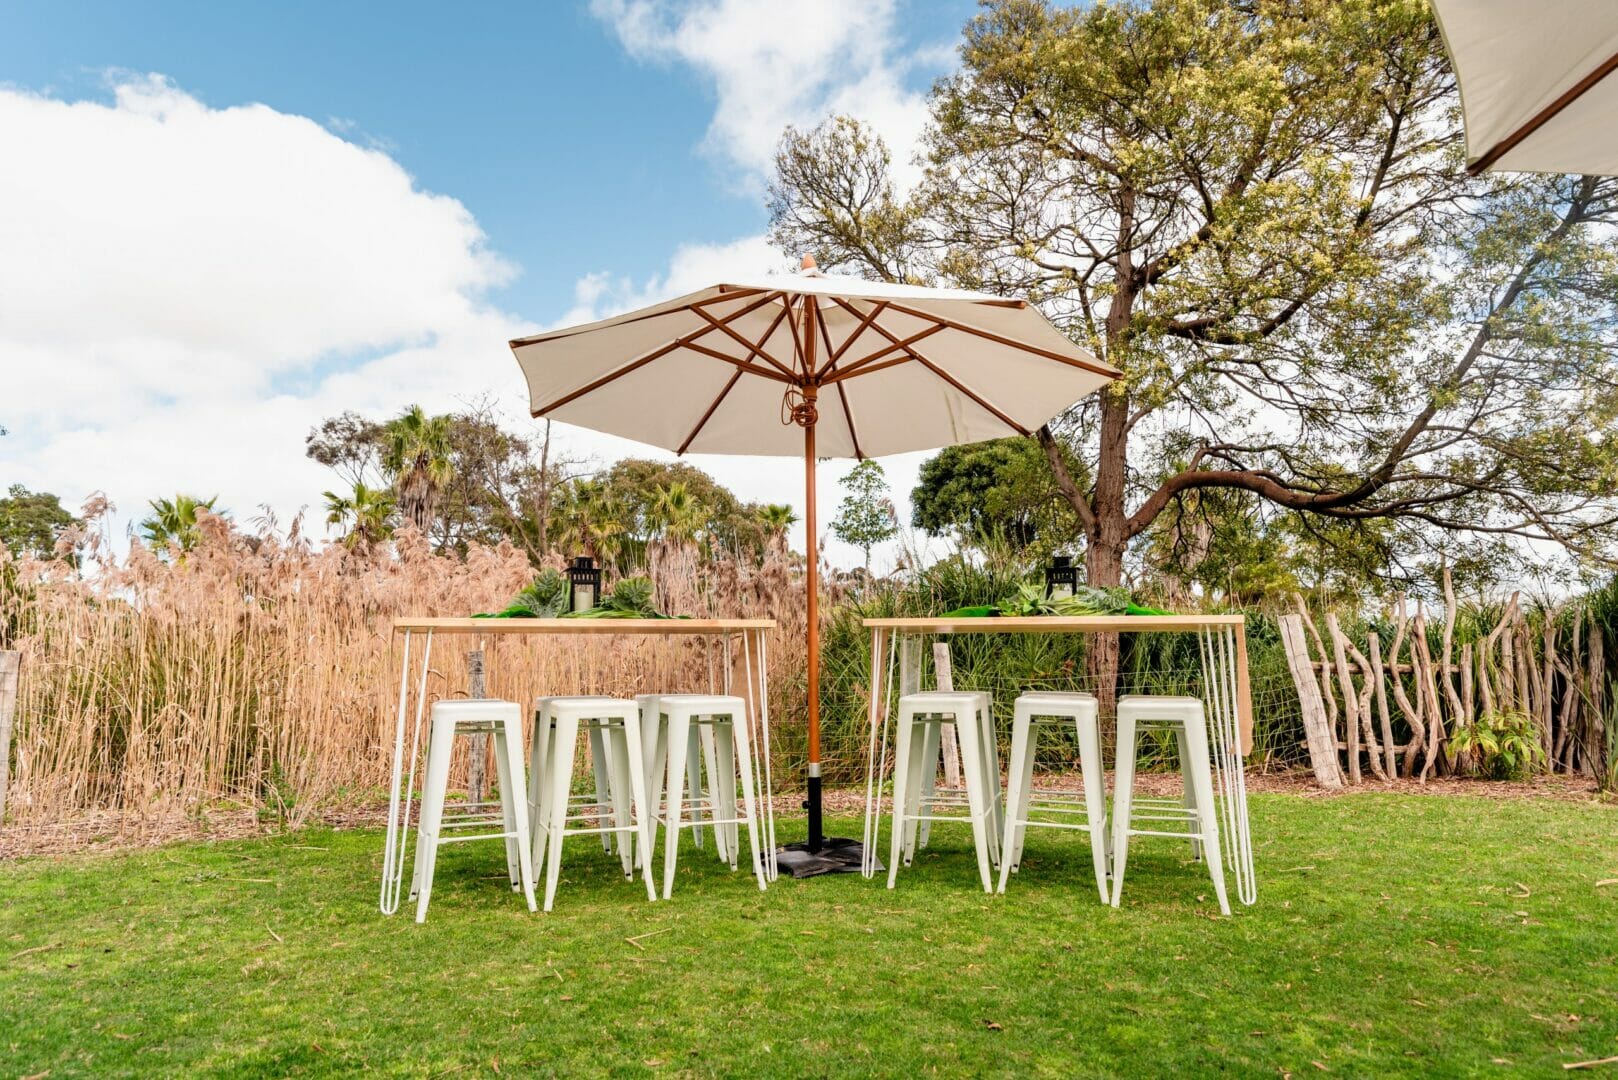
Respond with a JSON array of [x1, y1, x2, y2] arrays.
[[591, 0, 942, 190], [0, 75, 534, 544]]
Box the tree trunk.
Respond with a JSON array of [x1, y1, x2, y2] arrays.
[[467, 649, 487, 804], [1279, 615, 1345, 790]]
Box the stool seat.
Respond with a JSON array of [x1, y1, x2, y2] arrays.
[[410, 699, 535, 922], [646, 694, 766, 897], [1111, 694, 1231, 916], [531, 697, 656, 911], [888, 692, 1000, 892], [999, 691, 1108, 901]]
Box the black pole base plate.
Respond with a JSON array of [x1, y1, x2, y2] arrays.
[[775, 836, 876, 879]]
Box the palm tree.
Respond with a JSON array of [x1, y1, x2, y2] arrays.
[[379, 405, 453, 533], [756, 503, 797, 555], [651, 482, 705, 546], [140, 494, 223, 554], [323, 482, 396, 552]]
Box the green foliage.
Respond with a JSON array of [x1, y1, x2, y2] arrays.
[[1448, 711, 1547, 781], [831, 459, 897, 569], [140, 494, 223, 555], [476, 569, 570, 620], [0, 485, 77, 559], [379, 405, 454, 534], [911, 437, 1082, 554], [550, 459, 770, 571], [321, 482, 395, 552], [771, 0, 1618, 589]]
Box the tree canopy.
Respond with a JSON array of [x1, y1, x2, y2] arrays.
[[0, 486, 77, 560], [770, 0, 1618, 599]]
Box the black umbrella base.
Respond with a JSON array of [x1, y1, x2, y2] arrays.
[[775, 836, 878, 878]]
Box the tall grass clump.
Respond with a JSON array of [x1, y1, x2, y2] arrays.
[[0, 503, 806, 837]]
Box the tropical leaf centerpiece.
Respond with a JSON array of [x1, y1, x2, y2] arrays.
[[473, 568, 570, 619], [475, 571, 683, 619], [942, 582, 1170, 619]]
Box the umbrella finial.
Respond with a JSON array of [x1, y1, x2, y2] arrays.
[[799, 254, 823, 277]]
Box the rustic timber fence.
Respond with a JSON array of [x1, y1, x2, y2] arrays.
[[1279, 574, 1613, 790]]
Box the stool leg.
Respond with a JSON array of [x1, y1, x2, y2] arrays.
[[494, 721, 537, 911], [543, 713, 580, 913], [528, 710, 551, 873], [915, 720, 942, 852], [1184, 722, 1231, 916], [1109, 713, 1138, 908], [619, 709, 657, 902], [997, 707, 1032, 894], [729, 708, 767, 891], [1009, 717, 1039, 872], [1175, 727, 1202, 860], [711, 720, 739, 869], [980, 697, 1004, 865], [950, 710, 994, 894], [662, 709, 693, 900], [887, 707, 916, 889], [492, 725, 520, 891], [414, 718, 457, 923], [588, 725, 614, 855], [689, 725, 708, 854], [1074, 710, 1109, 903], [606, 723, 637, 880]]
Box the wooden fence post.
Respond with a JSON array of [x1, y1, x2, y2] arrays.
[[0, 651, 18, 825], [931, 642, 963, 788], [466, 648, 487, 804], [1278, 615, 1345, 790]]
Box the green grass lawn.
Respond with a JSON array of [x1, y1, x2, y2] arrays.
[[3, 793, 1617, 1077]]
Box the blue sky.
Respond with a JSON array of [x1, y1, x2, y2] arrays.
[[1, 1, 979, 566], [0, 0, 977, 569], [1, 0, 970, 321]]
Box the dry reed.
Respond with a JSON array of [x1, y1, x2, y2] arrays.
[[0, 502, 808, 840]]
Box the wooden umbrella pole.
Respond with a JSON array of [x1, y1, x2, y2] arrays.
[[804, 402, 823, 851]]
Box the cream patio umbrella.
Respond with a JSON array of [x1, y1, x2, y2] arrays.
[[509, 258, 1118, 857], [1434, 0, 1618, 174]]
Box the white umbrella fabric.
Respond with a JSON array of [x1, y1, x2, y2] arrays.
[[510, 260, 1118, 853], [1434, 0, 1618, 174]]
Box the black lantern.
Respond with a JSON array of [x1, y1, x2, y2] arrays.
[[566, 555, 602, 613], [1044, 554, 1078, 600]]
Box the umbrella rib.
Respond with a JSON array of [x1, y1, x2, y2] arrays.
[[880, 300, 1119, 379], [693, 301, 797, 380], [783, 294, 806, 380], [1470, 46, 1618, 174], [824, 323, 947, 383], [683, 340, 795, 383], [835, 379, 864, 460], [905, 340, 1031, 436], [812, 300, 838, 379], [837, 301, 1029, 435], [527, 291, 782, 416], [676, 366, 745, 455], [824, 300, 890, 369], [510, 287, 766, 347]]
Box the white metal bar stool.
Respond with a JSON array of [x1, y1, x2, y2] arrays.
[[998, 691, 1109, 901], [526, 696, 622, 865], [636, 694, 720, 860], [650, 694, 766, 897], [1110, 694, 1231, 916], [887, 691, 999, 892], [410, 699, 536, 923], [913, 690, 1001, 854], [532, 697, 656, 910]]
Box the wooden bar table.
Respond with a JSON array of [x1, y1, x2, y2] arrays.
[[858, 614, 1256, 905], [380, 617, 778, 915]]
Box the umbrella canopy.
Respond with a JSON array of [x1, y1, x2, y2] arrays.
[[511, 270, 1116, 457], [510, 262, 1118, 852], [1434, 0, 1618, 175]]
